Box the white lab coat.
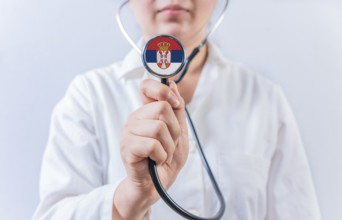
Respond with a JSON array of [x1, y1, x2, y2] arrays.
[[33, 43, 321, 220]]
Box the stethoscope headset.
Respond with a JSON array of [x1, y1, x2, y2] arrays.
[[116, 1, 230, 219]]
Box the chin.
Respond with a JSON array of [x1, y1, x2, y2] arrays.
[[158, 25, 187, 41]]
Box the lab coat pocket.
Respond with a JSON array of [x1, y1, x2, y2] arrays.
[[217, 153, 270, 218]]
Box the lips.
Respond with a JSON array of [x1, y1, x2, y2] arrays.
[[157, 5, 189, 14]]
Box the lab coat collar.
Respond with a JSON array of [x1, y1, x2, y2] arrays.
[[206, 41, 227, 67], [116, 40, 145, 79]]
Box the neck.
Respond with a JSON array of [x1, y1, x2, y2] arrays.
[[173, 35, 208, 81], [170, 34, 208, 104]]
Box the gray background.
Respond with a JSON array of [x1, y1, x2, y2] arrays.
[[0, 0, 341, 219]]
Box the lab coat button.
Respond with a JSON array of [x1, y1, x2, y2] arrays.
[[189, 141, 196, 153], [189, 209, 200, 216]]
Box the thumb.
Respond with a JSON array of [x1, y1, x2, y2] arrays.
[[169, 81, 188, 135], [168, 80, 189, 168]]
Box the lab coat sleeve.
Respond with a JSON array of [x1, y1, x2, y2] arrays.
[[33, 75, 119, 220], [266, 88, 321, 220]]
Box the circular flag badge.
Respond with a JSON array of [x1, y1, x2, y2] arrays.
[[142, 35, 185, 78]]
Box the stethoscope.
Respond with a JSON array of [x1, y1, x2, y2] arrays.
[[116, 1, 229, 219]]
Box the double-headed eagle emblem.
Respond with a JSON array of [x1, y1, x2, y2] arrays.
[[157, 42, 171, 69]]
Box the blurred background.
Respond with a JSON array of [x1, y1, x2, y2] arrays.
[[0, 0, 341, 219]]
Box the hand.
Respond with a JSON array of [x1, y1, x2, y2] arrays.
[[113, 79, 189, 220]]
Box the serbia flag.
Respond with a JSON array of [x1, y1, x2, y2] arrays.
[[143, 35, 185, 77]]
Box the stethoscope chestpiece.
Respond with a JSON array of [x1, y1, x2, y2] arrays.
[[142, 35, 185, 79]]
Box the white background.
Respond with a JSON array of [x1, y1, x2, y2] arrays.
[[0, 0, 341, 219]]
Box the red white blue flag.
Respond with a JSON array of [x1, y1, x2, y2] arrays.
[[143, 35, 185, 77]]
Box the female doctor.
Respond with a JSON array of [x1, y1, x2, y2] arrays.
[[33, 0, 321, 219]]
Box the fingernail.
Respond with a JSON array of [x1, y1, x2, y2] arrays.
[[170, 81, 180, 96]]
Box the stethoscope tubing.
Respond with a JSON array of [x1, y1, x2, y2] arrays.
[[149, 80, 227, 220], [149, 77, 226, 219]]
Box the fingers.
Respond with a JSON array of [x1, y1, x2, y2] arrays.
[[138, 79, 188, 165], [121, 134, 167, 166], [140, 79, 182, 108], [124, 78, 188, 157], [139, 78, 187, 138], [130, 101, 181, 142], [120, 79, 189, 192], [129, 119, 176, 164]]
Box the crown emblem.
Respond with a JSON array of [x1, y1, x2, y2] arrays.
[[157, 42, 170, 52]]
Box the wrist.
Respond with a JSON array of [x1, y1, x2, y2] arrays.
[[112, 178, 157, 220]]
